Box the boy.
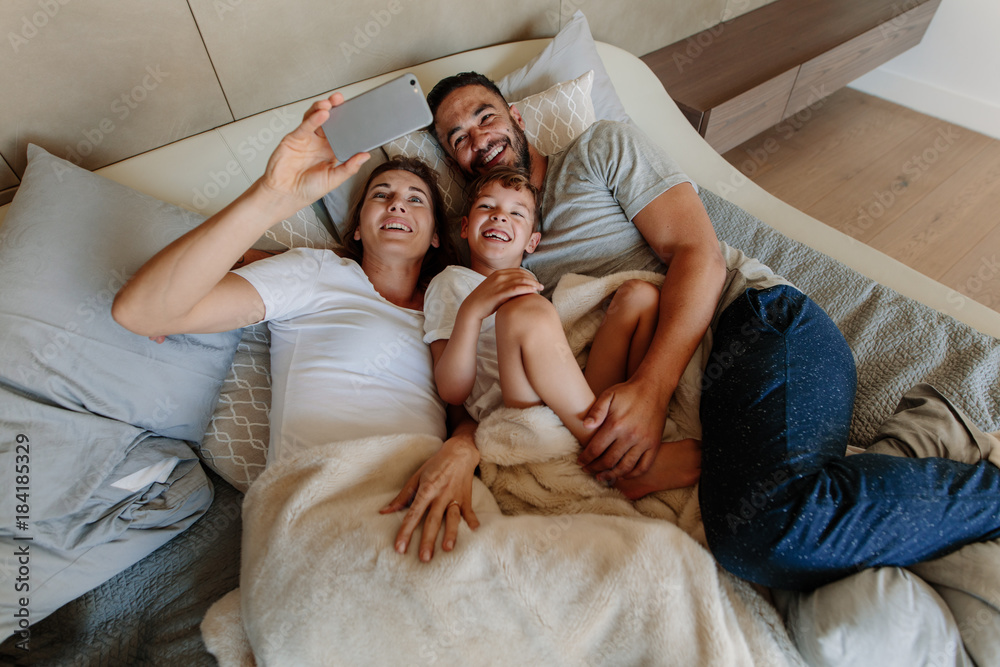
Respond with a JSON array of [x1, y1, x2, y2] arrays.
[[423, 167, 700, 498]]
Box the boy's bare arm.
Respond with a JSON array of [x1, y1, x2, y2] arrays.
[[431, 269, 542, 405]]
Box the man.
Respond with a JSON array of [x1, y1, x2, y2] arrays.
[[426, 72, 1000, 589], [429, 72, 728, 486]]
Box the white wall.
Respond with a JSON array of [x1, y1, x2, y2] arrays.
[[849, 0, 1000, 140]]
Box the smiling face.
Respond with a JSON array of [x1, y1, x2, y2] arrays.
[[353, 169, 439, 264], [462, 180, 540, 274], [433, 84, 531, 179]]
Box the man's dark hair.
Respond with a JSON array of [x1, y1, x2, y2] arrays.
[[426, 72, 508, 140]]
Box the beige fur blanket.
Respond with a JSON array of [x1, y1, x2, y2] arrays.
[[477, 271, 709, 524], [202, 433, 802, 666], [201, 273, 803, 665]]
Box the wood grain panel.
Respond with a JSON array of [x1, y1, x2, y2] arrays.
[[0, 158, 17, 191], [867, 143, 1000, 281], [939, 219, 1000, 312], [703, 69, 798, 153], [805, 122, 991, 243], [722, 87, 1000, 314], [784, 0, 941, 117], [640, 0, 937, 112], [726, 89, 931, 212]]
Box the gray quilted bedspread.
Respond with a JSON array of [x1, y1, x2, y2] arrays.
[[701, 188, 1000, 440], [0, 469, 242, 666], [2, 188, 996, 666]]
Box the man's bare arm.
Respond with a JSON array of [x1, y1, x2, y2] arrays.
[[579, 182, 726, 480]]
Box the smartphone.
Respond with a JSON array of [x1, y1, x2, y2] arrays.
[[321, 73, 432, 161]]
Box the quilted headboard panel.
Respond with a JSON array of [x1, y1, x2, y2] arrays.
[[0, 0, 778, 205]]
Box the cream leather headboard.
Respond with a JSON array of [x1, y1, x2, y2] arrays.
[[0, 1, 779, 204]]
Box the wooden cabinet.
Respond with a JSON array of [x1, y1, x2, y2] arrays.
[[641, 0, 941, 154]]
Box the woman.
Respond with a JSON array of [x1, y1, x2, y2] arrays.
[[113, 94, 481, 562]]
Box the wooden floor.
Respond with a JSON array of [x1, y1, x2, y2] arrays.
[[721, 87, 1000, 313]]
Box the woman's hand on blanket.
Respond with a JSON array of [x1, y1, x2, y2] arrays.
[[255, 93, 372, 217], [578, 377, 669, 483], [461, 268, 544, 321], [380, 429, 481, 562]]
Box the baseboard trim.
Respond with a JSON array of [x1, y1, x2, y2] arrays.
[[849, 69, 1000, 141]]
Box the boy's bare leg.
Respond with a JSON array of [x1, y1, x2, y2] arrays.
[[585, 281, 701, 497], [614, 438, 702, 499], [584, 279, 660, 396], [495, 294, 598, 445]]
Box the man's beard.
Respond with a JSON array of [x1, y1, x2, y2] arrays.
[[472, 124, 531, 177]]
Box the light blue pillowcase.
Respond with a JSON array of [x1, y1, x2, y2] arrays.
[[0, 144, 242, 444], [0, 144, 236, 641]]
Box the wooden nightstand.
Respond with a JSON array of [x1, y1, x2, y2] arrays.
[[640, 0, 941, 153]]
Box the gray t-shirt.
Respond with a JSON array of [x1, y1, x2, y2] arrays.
[[524, 120, 693, 291], [525, 120, 791, 318]]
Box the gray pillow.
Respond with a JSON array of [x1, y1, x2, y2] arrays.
[[497, 10, 631, 125], [0, 144, 242, 444]]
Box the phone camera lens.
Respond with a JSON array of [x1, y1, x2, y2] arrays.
[[410, 79, 416, 86]]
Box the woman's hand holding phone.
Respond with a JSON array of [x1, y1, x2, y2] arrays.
[[255, 93, 372, 218]]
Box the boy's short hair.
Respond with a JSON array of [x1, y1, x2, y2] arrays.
[[465, 166, 541, 232]]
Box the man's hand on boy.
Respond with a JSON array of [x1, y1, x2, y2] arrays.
[[579, 376, 670, 483]]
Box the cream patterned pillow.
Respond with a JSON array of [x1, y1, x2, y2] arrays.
[[384, 131, 468, 221], [384, 70, 597, 220], [200, 322, 271, 492], [514, 69, 595, 157], [201, 205, 341, 493], [256, 203, 340, 252]]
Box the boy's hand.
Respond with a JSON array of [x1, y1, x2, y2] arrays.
[[459, 268, 543, 323]]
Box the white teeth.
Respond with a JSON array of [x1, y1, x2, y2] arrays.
[[483, 145, 502, 163], [483, 230, 510, 242], [382, 222, 410, 231]]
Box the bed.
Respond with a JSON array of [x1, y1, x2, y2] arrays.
[[2, 11, 999, 666]]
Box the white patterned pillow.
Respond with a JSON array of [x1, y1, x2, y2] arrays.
[[383, 131, 468, 221], [201, 205, 340, 492], [384, 70, 597, 220], [200, 322, 271, 492], [256, 203, 340, 251], [514, 69, 595, 157]]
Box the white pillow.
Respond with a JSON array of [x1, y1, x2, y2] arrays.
[[384, 70, 597, 221], [257, 202, 340, 251], [515, 69, 596, 157]]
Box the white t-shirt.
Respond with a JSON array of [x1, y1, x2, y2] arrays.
[[423, 265, 503, 422], [234, 248, 446, 464]]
